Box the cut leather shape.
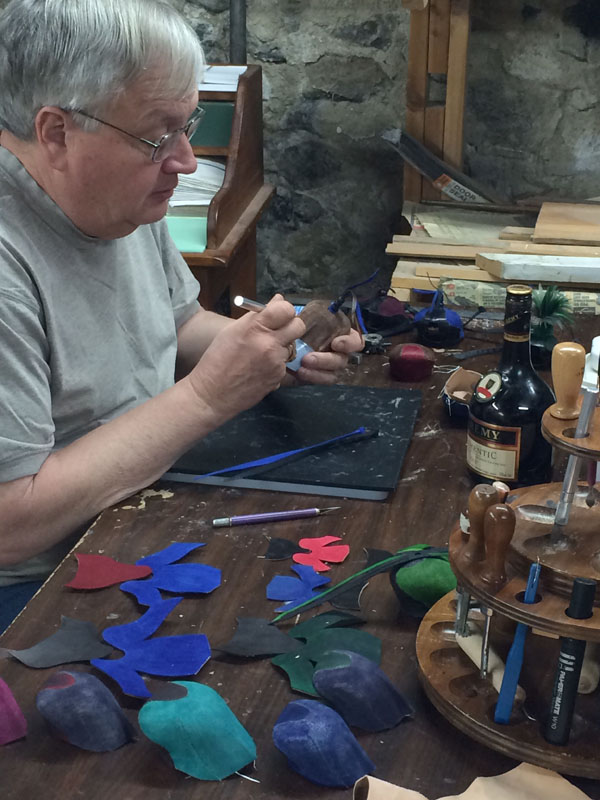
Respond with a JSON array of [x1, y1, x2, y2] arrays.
[[293, 535, 350, 572], [390, 545, 456, 618], [36, 670, 134, 751], [273, 699, 374, 787], [288, 610, 365, 640], [271, 547, 449, 624], [0, 677, 27, 745], [272, 625, 381, 696], [121, 542, 221, 607], [64, 554, 152, 590], [8, 616, 113, 668], [332, 548, 393, 611], [92, 598, 211, 698], [138, 681, 256, 781], [272, 651, 319, 695], [217, 617, 302, 658], [312, 649, 413, 731], [263, 537, 304, 560], [267, 564, 330, 612]]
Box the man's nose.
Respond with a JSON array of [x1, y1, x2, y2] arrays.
[[161, 133, 197, 175]]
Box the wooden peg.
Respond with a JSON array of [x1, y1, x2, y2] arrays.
[[479, 503, 516, 590], [549, 342, 586, 420], [461, 484, 498, 564]]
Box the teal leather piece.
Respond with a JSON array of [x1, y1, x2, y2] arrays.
[[165, 216, 208, 253], [138, 682, 256, 781]]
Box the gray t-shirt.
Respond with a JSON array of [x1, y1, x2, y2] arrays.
[[0, 147, 201, 584]]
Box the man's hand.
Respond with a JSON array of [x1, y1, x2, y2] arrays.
[[186, 294, 305, 422], [293, 327, 364, 385]]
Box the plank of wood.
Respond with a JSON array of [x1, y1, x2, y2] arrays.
[[533, 202, 600, 245], [415, 263, 500, 281], [422, 104, 446, 200], [388, 287, 412, 301], [404, 6, 430, 202], [499, 226, 534, 241], [388, 238, 600, 259], [476, 253, 600, 284], [388, 241, 501, 260], [392, 262, 443, 290], [402, 0, 429, 7], [442, 0, 470, 170], [428, 0, 451, 73]]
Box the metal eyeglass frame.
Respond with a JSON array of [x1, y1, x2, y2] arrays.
[[62, 106, 205, 162]]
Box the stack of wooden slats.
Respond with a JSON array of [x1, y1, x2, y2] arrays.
[[387, 202, 600, 309]]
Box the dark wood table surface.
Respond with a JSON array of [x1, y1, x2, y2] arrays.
[[2, 322, 599, 800]]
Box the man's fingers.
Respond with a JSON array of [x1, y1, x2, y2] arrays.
[[249, 297, 306, 342]]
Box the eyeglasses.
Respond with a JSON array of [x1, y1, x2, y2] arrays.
[[63, 106, 205, 162]]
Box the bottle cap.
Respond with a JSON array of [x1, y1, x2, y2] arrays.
[[566, 577, 596, 620], [507, 285, 532, 296]]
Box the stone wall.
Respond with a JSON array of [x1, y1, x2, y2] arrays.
[[178, 0, 600, 298], [3, 0, 599, 298]]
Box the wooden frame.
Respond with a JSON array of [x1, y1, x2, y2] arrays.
[[403, 0, 471, 203], [181, 65, 274, 312]]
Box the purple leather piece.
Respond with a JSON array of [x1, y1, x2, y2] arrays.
[[36, 670, 134, 751], [0, 677, 27, 745]]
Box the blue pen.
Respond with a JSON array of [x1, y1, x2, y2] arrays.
[[494, 560, 541, 724]]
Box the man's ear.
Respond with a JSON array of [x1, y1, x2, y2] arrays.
[[34, 107, 71, 170]]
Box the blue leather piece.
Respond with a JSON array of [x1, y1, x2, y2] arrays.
[[273, 699, 374, 787]]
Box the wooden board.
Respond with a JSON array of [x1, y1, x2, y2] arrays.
[[415, 263, 499, 281], [387, 238, 600, 260], [476, 252, 600, 284], [499, 226, 534, 241], [442, 0, 470, 170], [404, 5, 430, 201], [391, 262, 443, 289], [533, 202, 600, 245]]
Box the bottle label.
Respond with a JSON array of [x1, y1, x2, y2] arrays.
[[467, 414, 521, 481], [473, 371, 503, 403]]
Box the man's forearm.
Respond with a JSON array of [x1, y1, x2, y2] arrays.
[[175, 309, 234, 378], [0, 375, 226, 566]]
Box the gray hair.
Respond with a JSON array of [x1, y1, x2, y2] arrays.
[[0, 0, 205, 140]]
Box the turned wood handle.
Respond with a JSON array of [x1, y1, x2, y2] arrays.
[[479, 503, 516, 589], [461, 484, 499, 564], [549, 342, 586, 420], [298, 300, 351, 352]]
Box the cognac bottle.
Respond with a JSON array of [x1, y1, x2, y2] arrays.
[[466, 285, 555, 487]]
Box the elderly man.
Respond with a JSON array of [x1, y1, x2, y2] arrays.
[[0, 0, 362, 627]]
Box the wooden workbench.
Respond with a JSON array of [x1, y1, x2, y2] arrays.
[[2, 328, 599, 800]]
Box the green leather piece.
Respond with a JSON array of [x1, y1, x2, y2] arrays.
[[271, 626, 381, 697], [138, 681, 256, 780], [165, 216, 207, 253], [391, 544, 456, 613]]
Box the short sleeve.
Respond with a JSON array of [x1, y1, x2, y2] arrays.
[[0, 282, 54, 482], [152, 219, 202, 328]]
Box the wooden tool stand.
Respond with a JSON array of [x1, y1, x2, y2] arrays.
[[183, 65, 274, 312], [416, 413, 600, 778]]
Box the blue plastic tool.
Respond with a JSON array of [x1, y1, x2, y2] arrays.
[[494, 560, 541, 724]]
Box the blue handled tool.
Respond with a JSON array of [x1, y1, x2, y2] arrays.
[[494, 560, 541, 724]]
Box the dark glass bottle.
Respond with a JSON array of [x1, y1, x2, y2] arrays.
[[466, 285, 555, 487]]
